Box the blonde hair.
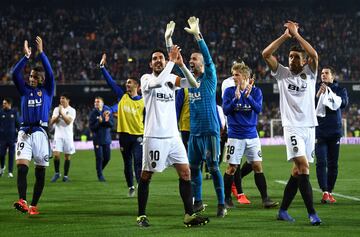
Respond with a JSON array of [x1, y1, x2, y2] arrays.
[[231, 62, 251, 79]]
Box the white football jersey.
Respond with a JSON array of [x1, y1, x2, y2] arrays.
[[271, 64, 318, 127], [52, 106, 76, 139], [221, 76, 235, 97], [141, 62, 179, 138]]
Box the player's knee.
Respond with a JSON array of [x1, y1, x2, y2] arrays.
[[140, 171, 153, 181], [208, 164, 220, 174], [226, 165, 237, 175], [179, 169, 191, 180], [252, 162, 263, 173]]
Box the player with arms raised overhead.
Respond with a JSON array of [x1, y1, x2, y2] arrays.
[[136, 42, 208, 227], [180, 16, 226, 217], [262, 21, 321, 225], [12, 36, 55, 215]]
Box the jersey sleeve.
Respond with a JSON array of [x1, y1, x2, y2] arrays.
[[69, 108, 76, 121], [246, 87, 263, 114], [11, 56, 29, 95], [198, 39, 216, 82], [140, 74, 151, 93], [101, 67, 124, 99], [270, 63, 289, 80], [52, 107, 59, 118], [39, 52, 55, 96]]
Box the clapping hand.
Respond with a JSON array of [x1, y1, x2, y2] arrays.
[[24, 40, 31, 58], [36, 36, 43, 53]]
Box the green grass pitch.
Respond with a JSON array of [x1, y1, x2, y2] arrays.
[[1, 145, 359, 237]]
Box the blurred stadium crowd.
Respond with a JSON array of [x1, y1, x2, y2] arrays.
[[0, 2, 359, 83]]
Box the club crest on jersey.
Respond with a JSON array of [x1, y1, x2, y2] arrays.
[[166, 82, 174, 89], [151, 162, 157, 168], [37, 90, 42, 97], [300, 73, 307, 80], [293, 146, 298, 153]]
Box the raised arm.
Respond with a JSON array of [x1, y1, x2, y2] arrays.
[[262, 29, 292, 72], [100, 54, 124, 99], [185, 17, 214, 66], [11, 40, 31, 95], [285, 21, 318, 73], [36, 36, 55, 95], [173, 48, 199, 88]]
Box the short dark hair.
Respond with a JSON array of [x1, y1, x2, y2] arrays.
[[60, 92, 70, 100], [3, 97, 12, 105], [32, 65, 44, 73], [289, 45, 306, 55], [323, 66, 336, 75], [149, 49, 167, 62]]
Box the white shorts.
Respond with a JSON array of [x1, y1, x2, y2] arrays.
[[142, 136, 188, 172], [283, 126, 315, 163], [53, 137, 75, 154], [225, 137, 262, 165], [16, 130, 50, 166]]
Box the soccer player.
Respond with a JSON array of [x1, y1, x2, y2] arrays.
[[99, 53, 144, 197], [222, 62, 278, 209], [221, 63, 255, 204], [136, 43, 208, 227], [183, 16, 226, 217], [0, 98, 19, 178], [12, 36, 55, 215], [50, 93, 76, 182], [89, 97, 114, 182], [262, 21, 321, 225], [315, 66, 348, 203]]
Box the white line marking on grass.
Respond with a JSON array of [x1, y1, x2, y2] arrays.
[[275, 180, 360, 202]]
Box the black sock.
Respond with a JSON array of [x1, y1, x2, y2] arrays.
[[31, 167, 45, 206], [54, 159, 60, 173], [254, 173, 268, 200], [240, 162, 253, 178], [298, 174, 316, 214], [280, 175, 298, 210], [224, 173, 234, 199], [179, 178, 194, 215], [137, 178, 150, 216], [64, 160, 70, 176], [233, 167, 243, 194], [17, 164, 28, 200]]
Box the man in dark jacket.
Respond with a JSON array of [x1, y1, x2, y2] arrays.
[[315, 66, 349, 204], [0, 98, 19, 178], [89, 96, 114, 182]]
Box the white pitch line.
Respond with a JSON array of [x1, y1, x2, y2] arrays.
[[275, 180, 360, 202]]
